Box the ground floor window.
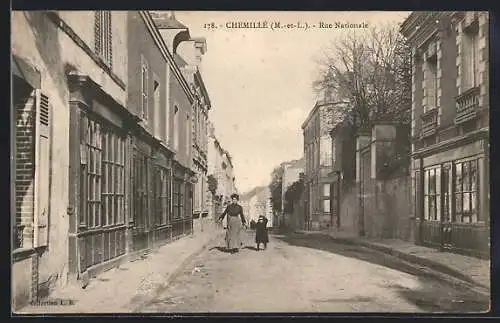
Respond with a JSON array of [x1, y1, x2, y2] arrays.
[[154, 166, 170, 226], [423, 167, 441, 221], [80, 115, 126, 228], [420, 156, 482, 224], [173, 179, 184, 219], [454, 158, 479, 223], [323, 199, 330, 213], [132, 148, 151, 229]]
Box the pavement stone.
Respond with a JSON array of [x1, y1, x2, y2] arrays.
[[16, 228, 223, 314], [293, 230, 490, 291]]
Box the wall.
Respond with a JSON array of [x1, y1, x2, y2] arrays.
[[127, 11, 167, 139], [11, 10, 128, 308], [168, 69, 192, 168]]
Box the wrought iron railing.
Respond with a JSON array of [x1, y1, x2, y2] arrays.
[[455, 86, 480, 124], [420, 108, 438, 138]]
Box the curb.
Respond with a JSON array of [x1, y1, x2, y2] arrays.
[[293, 230, 490, 293], [335, 239, 490, 293], [132, 231, 223, 312]]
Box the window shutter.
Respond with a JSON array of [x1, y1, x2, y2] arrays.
[[34, 90, 51, 247], [106, 11, 113, 68], [94, 11, 102, 55]]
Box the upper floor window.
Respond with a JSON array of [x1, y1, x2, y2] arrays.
[[320, 136, 332, 167], [424, 55, 438, 112], [140, 56, 149, 121], [153, 78, 160, 137], [186, 115, 190, 155], [173, 106, 179, 150], [94, 11, 112, 68], [461, 20, 480, 91]]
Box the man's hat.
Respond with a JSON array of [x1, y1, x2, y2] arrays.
[[230, 193, 239, 200]]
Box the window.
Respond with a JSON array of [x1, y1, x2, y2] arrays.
[[173, 179, 182, 219], [323, 199, 330, 213], [94, 11, 112, 67], [173, 106, 179, 150], [186, 115, 190, 155], [14, 86, 52, 249], [424, 56, 438, 112], [154, 166, 170, 226], [132, 149, 151, 229], [320, 137, 332, 167], [153, 78, 160, 137], [423, 167, 441, 221], [454, 159, 479, 223], [140, 56, 149, 121], [101, 129, 126, 226], [462, 22, 480, 90], [323, 183, 331, 197], [80, 117, 102, 228]]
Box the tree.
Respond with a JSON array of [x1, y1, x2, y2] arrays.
[[313, 23, 412, 129], [269, 165, 284, 214], [207, 174, 218, 196], [284, 177, 305, 214]]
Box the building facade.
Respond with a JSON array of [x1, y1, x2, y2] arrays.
[[400, 11, 489, 258], [241, 186, 273, 228], [301, 99, 342, 231], [11, 10, 205, 310], [173, 36, 211, 231], [12, 10, 130, 309]]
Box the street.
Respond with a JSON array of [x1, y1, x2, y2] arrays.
[[136, 230, 489, 313]]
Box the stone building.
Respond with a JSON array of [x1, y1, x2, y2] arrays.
[[400, 11, 489, 258], [11, 10, 205, 310], [12, 10, 130, 309], [150, 12, 212, 233], [301, 97, 346, 231], [206, 121, 238, 223]]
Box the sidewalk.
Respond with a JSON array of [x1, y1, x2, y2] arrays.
[[17, 228, 223, 314], [293, 230, 490, 292]]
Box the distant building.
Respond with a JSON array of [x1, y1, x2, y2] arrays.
[[241, 186, 273, 228], [207, 121, 238, 225], [302, 93, 347, 231]]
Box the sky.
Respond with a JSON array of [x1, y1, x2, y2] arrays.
[[175, 11, 410, 194]]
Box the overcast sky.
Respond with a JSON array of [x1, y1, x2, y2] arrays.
[[175, 11, 410, 194]]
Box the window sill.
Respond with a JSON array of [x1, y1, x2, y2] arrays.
[[12, 246, 47, 262]]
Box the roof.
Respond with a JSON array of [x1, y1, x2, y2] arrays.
[[151, 12, 189, 29]]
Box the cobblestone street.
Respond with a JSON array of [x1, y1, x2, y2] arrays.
[[136, 231, 489, 313]]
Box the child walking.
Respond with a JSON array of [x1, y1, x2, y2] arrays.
[[255, 215, 269, 250]]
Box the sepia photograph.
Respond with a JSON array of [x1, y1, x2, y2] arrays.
[[11, 10, 490, 314]]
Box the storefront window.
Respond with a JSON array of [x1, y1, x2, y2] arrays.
[[454, 159, 479, 223], [423, 167, 440, 221]]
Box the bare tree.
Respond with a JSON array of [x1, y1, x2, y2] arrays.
[[313, 23, 411, 128]]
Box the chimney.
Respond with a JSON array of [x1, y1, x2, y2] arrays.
[[177, 37, 207, 73], [150, 10, 190, 54]]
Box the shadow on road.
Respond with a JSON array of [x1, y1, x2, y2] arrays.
[[209, 247, 233, 253], [273, 232, 490, 313]]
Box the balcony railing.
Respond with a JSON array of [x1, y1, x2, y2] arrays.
[[455, 86, 480, 125], [420, 108, 438, 139]]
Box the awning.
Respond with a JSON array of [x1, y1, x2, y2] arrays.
[[12, 55, 41, 89]]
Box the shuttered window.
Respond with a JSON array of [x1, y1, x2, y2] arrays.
[[94, 11, 113, 68]]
